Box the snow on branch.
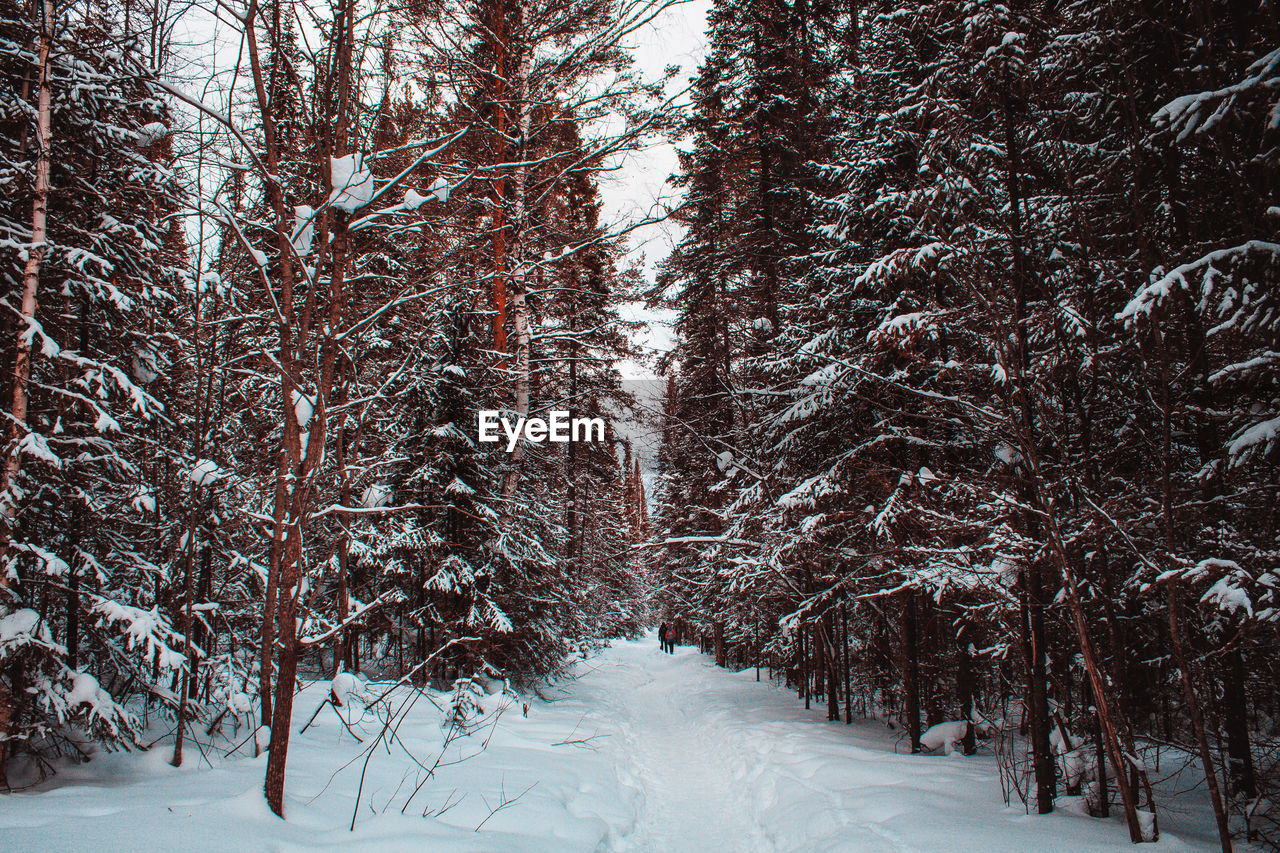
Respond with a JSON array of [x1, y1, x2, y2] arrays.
[[1153, 47, 1280, 141], [1118, 240, 1280, 323], [1228, 415, 1280, 466], [91, 599, 186, 670]]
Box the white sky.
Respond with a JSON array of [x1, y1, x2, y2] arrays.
[[598, 0, 711, 478], [600, 0, 712, 381]]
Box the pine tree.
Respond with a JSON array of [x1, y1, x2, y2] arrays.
[[0, 0, 187, 783]]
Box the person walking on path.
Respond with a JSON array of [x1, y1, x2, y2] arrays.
[[658, 623, 676, 653]]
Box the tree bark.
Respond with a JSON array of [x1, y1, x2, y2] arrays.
[[333, 408, 351, 677], [499, 4, 533, 507], [259, 456, 286, 727], [957, 616, 976, 756], [1221, 646, 1255, 798], [1027, 560, 1055, 813], [903, 590, 921, 753], [812, 618, 824, 698], [843, 599, 852, 724], [823, 612, 838, 721], [171, 508, 200, 767], [0, 0, 54, 786]]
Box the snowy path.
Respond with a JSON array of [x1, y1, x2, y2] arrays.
[[0, 634, 1216, 852], [582, 646, 771, 851], [560, 639, 1211, 853]]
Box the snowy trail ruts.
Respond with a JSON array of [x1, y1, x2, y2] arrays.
[[571, 640, 777, 853], [0, 633, 1214, 852], [562, 640, 1209, 852]]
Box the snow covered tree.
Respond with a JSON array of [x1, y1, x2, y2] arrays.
[[0, 0, 187, 784], [653, 1, 1280, 846], [650, 0, 845, 658]]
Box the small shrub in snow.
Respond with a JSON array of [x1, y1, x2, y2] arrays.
[[920, 720, 973, 755]]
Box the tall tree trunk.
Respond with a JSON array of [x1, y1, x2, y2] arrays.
[[65, 507, 82, 668], [1221, 647, 1255, 798], [824, 612, 839, 722], [171, 514, 199, 767], [499, 8, 533, 507], [246, 0, 300, 729], [799, 619, 808, 708], [812, 619, 824, 698], [957, 615, 977, 756], [566, 333, 579, 560], [1157, 329, 1231, 852], [843, 599, 852, 724], [1027, 560, 1055, 814], [258, 0, 355, 813], [755, 612, 761, 682], [1086, 676, 1108, 817], [487, 0, 509, 355], [903, 590, 921, 753], [1003, 77, 1055, 815], [0, 0, 54, 786], [333, 405, 351, 678], [259, 457, 286, 726], [500, 289, 531, 502], [924, 598, 943, 729], [195, 545, 213, 700], [264, 534, 304, 816]]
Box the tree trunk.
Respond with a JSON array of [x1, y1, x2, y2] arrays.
[[566, 332, 579, 562], [957, 617, 976, 756], [1222, 646, 1255, 798], [499, 3, 533, 507], [0, 0, 54, 786], [1168, 580, 1232, 852], [1086, 676, 1108, 817], [264, 547, 302, 816], [1027, 560, 1056, 814], [501, 287, 531, 502], [823, 613, 838, 721], [812, 619, 824, 698], [66, 559, 80, 667], [194, 545, 214, 700], [797, 620, 806, 705], [256, 0, 356, 812], [843, 599, 852, 724], [171, 511, 199, 767], [333, 411, 351, 677], [246, 0, 300, 730], [1003, 74, 1055, 815], [904, 590, 921, 753]]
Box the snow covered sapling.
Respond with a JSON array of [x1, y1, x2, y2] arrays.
[[920, 720, 975, 756]]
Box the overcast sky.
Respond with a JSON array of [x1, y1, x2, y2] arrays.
[[597, 0, 712, 474], [599, 0, 712, 381]]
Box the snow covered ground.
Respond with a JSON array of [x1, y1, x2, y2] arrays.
[[1, 635, 1220, 851]]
